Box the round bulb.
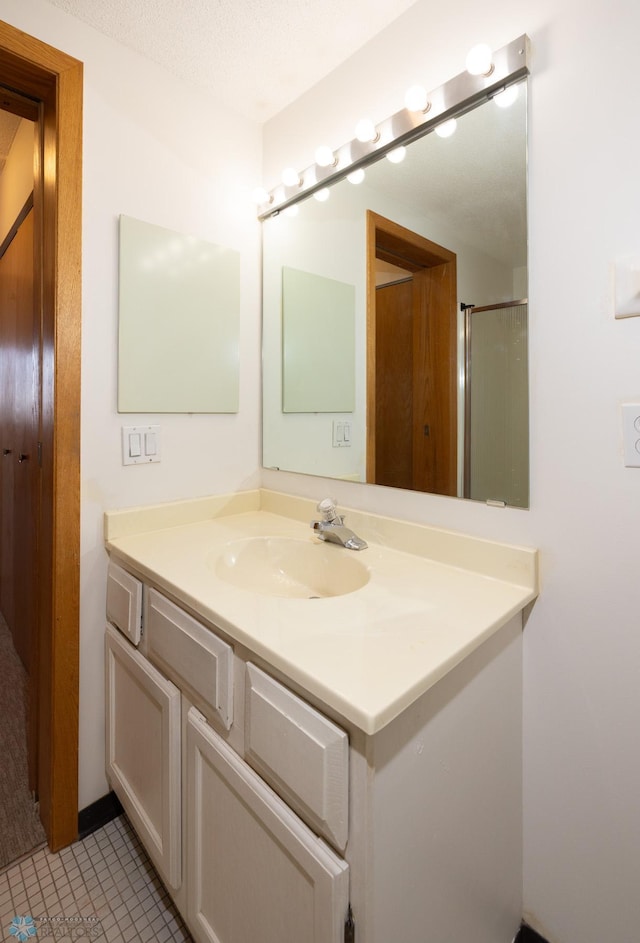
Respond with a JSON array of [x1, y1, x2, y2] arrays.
[[281, 167, 301, 187], [314, 188, 330, 202], [355, 118, 378, 143], [466, 43, 493, 76], [386, 146, 406, 164], [251, 186, 270, 205], [404, 85, 429, 112], [435, 118, 457, 139], [347, 168, 365, 185], [315, 145, 335, 167], [494, 85, 519, 109]]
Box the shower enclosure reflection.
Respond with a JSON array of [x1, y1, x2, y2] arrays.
[[463, 300, 528, 508]]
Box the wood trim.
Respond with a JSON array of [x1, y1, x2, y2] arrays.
[[365, 212, 377, 483], [0, 19, 82, 852], [0, 84, 39, 121]]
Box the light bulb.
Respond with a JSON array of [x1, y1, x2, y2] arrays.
[[494, 85, 519, 109], [355, 119, 379, 144], [465, 43, 493, 76], [251, 186, 271, 205], [314, 188, 330, 202], [315, 145, 336, 167], [386, 146, 406, 164], [347, 168, 365, 185], [281, 167, 301, 187], [435, 118, 457, 138], [404, 85, 429, 112]]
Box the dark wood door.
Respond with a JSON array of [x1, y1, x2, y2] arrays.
[[375, 279, 414, 489], [367, 212, 457, 496], [0, 222, 18, 634], [0, 20, 82, 851], [0, 207, 37, 672]]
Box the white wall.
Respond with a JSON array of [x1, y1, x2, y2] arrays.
[[262, 1, 640, 942], [0, 0, 263, 808]]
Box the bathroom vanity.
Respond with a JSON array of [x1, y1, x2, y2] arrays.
[[104, 489, 537, 943]]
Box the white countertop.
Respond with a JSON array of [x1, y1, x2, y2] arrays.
[[105, 490, 538, 734]]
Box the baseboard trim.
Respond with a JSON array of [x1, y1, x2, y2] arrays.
[[515, 923, 550, 943], [78, 791, 123, 839]]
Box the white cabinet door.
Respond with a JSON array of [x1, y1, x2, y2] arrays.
[[105, 623, 181, 889], [186, 707, 350, 943]]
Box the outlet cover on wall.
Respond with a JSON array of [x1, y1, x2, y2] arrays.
[[621, 404, 640, 467]]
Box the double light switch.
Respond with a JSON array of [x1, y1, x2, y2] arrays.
[[122, 425, 161, 465]]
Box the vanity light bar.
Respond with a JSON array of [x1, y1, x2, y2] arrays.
[[257, 34, 530, 221]]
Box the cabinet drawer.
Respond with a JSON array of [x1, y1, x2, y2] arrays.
[[245, 663, 348, 852], [106, 560, 142, 645], [146, 589, 233, 730]]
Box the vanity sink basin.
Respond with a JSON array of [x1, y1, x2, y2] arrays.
[[214, 536, 370, 598]]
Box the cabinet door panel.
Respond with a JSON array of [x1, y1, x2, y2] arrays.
[[105, 623, 181, 889], [187, 708, 349, 943]]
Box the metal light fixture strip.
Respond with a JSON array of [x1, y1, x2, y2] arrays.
[[258, 34, 530, 220]]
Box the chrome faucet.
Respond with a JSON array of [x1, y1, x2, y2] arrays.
[[311, 498, 368, 551]]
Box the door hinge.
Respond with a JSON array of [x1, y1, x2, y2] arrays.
[[344, 904, 355, 943]]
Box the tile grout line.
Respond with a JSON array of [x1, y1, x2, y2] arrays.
[[0, 815, 192, 942]]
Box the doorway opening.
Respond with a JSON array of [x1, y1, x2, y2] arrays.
[[0, 21, 82, 853], [366, 211, 457, 495]]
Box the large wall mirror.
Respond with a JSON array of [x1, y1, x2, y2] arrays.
[[262, 39, 529, 507]]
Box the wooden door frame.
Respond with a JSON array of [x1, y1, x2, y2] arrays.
[[366, 210, 457, 495], [0, 19, 82, 851]]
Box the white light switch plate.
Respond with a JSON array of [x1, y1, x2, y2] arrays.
[[122, 425, 161, 465], [614, 257, 640, 318], [621, 404, 640, 467], [332, 420, 352, 447]]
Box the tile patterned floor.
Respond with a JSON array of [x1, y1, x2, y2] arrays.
[[0, 815, 192, 942]]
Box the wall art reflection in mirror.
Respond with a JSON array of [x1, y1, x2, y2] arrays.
[[261, 36, 529, 507]]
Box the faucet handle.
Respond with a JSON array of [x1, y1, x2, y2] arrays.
[[316, 497, 340, 523]]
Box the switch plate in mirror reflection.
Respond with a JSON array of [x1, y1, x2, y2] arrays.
[[262, 80, 529, 508]]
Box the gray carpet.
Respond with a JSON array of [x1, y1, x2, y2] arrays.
[[0, 612, 46, 869]]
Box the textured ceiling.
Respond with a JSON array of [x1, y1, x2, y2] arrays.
[[43, 0, 420, 123]]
